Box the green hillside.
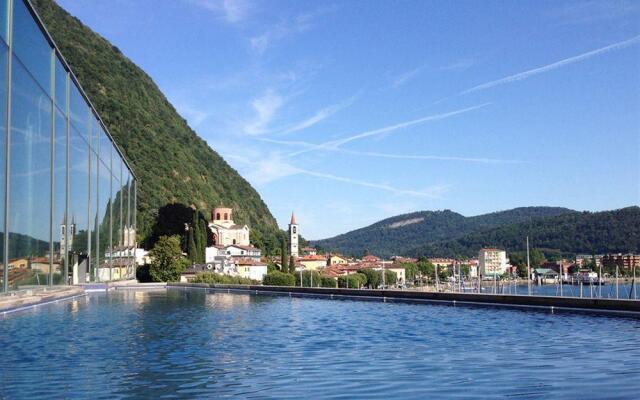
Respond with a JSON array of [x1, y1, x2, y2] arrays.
[[408, 206, 640, 258], [32, 0, 279, 246], [313, 207, 573, 257]]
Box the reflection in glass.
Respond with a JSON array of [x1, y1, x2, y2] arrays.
[[8, 55, 52, 288], [54, 56, 67, 115], [53, 109, 67, 284], [0, 42, 6, 290], [69, 83, 87, 138], [12, 0, 51, 97], [0, 0, 8, 44], [69, 127, 89, 284], [97, 158, 111, 282]]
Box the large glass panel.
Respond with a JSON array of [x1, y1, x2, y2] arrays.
[[0, 42, 7, 291], [52, 109, 66, 285], [111, 170, 121, 280], [124, 169, 131, 278], [96, 157, 110, 282], [89, 148, 97, 281], [0, 0, 8, 44], [99, 126, 111, 168], [54, 56, 67, 115], [68, 126, 89, 284], [90, 114, 99, 153], [69, 82, 87, 137], [12, 0, 51, 96], [8, 55, 52, 288]]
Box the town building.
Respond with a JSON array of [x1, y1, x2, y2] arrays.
[[208, 207, 250, 246], [478, 248, 508, 277], [328, 255, 348, 265], [297, 255, 328, 271], [575, 254, 603, 268], [302, 247, 317, 256], [289, 212, 299, 257], [602, 254, 640, 270], [1, 0, 137, 293]]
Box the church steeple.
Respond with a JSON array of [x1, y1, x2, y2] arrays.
[[288, 211, 299, 257]]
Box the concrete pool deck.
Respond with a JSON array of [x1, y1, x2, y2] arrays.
[[0, 286, 85, 314], [168, 283, 640, 315]]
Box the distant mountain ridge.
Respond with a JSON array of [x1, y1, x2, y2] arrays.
[[312, 206, 639, 258]]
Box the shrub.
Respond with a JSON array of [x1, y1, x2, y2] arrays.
[[320, 276, 337, 288], [338, 272, 367, 288], [263, 271, 296, 286], [149, 235, 188, 282], [295, 270, 322, 287], [191, 272, 256, 285]]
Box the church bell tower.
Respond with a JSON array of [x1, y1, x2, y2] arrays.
[[289, 212, 299, 257]]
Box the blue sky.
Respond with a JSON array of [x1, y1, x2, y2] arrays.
[[58, 0, 640, 239]]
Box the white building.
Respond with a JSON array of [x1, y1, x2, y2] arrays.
[[289, 212, 299, 257], [478, 248, 508, 277], [205, 244, 261, 263], [208, 207, 250, 246]]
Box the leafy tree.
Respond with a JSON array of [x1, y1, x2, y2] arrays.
[[401, 262, 418, 282], [357, 268, 380, 288], [384, 270, 397, 286], [149, 235, 188, 282], [296, 270, 322, 287], [338, 273, 367, 288], [263, 271, 295, 286]]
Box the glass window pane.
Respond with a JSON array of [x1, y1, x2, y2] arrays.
[[54, 56, 67, 115], [69, 127, 89, 284], [91, 114, 99, 153], [0, 42, 7, 291], [0, 0, 8, 44], [69, 82, 87, 136], [89, 148, 97, 281], [12, 0, 52, 96], [8, 56, 52, 288], [100, 128, 111, 168], [53, 109, 66, 285], [111, 173, 121, 279], [97, 159, 111, 282]]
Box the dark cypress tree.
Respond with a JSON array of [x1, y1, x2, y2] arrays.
[[289, 255, 296, 274], [192, 211, 203, 263], [187, 223, 197, 263], [199, 219, 208, 263], [281, 239, 288, 272]]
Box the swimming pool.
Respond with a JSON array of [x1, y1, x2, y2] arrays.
[[1, 288, 639, 399]]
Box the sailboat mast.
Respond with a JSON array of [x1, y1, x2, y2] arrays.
[[526, 236, 531, 296]]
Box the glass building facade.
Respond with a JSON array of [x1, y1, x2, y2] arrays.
[[0, 0, 137, 292]]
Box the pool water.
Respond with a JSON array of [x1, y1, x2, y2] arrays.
[[1, 288, 639, 399]]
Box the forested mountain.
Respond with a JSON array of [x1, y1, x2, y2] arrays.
[[409, 207, 640, 258], [313, 207, 573, 257], [32, 0, 280, 247]]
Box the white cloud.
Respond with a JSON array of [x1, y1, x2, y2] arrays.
[[259, 137, 520, 164], [242, 90, 284, 135], [287, 103, 490, 156], [548, 0, 639, 25], [461, 35, 640, 95], [224, 152, 450, 198], [274, 95, 358, 135], [391, 66, 424, 88], [250, 9, 327, 54], [440, 58, 475, 71], [191, 0, 251, 23]]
